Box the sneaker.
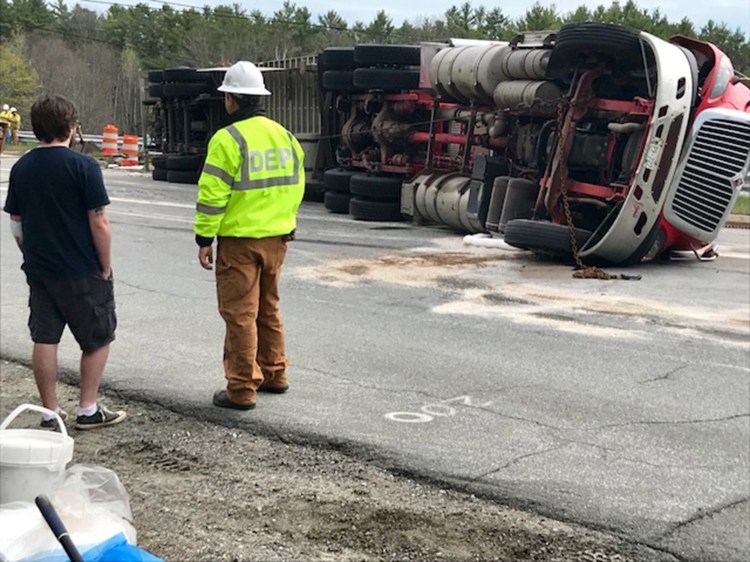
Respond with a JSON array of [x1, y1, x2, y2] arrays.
[[40, 410, 69, 430], [75, 405, 127, 430]]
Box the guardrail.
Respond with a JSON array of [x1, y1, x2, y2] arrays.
[[12, 129, 750, 191], [17, 131, 144, 149]]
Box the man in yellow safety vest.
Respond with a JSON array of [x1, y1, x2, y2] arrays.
[[0, 104, 13, 153], [194, 61, 305, 410], [9, 107, 21, 144]]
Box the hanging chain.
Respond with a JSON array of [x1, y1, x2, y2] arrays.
[[554, 101, 639, 280]]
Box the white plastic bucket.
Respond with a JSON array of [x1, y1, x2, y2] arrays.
[[0, 404, 74, 504]]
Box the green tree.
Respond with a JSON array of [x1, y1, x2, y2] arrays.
[[515, 2, 561, 32], [564, 5, 592, 24], [318, 10, 352, 46], [55, 5, 101, 45], [445, 3, 478, 37], [0, 43, 41, 119], [477, 7, 510, 39], [700, 20, 750, 74], [1, 0, 54, 37], [270, 2, 317, 58], [364, 10, 395, 43], [620, 0, 654, 32], [671, 17, 697, 38]]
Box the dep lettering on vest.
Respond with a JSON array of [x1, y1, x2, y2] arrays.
[[247, 147, 293, 173]]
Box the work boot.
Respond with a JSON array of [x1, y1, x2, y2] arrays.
[[258, 373, 289, 394], [212, 390, 256, 410]]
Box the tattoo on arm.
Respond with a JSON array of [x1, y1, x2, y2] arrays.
[[93, 206, 105, 216]]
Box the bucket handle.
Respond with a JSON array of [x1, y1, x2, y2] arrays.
[[0, 404, 70, 437]]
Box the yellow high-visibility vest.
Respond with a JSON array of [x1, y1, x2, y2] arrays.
[[195, 116, 305, 240], [0, 111, 12, 126], [10, 113, 20, 129]]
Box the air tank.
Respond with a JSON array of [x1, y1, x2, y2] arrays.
[[413, 171, 485, 233], [429, 45, 553, 106], [493, 80, 562, 112]]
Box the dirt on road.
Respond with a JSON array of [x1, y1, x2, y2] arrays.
[[0, 361, 673, 561]]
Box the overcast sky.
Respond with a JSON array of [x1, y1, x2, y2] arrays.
[[78, 0, 750, 36]]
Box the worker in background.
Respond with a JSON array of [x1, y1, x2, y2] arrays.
[[0, 104, 12, 153], [194, 61, 305, 411], [9, 107, 20, 145]]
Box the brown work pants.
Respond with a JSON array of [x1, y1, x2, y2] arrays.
[[0, 125, 6, 153], [216, 236, 288, 405]]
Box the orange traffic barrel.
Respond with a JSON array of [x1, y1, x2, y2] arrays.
[[102, 124, 118, 155], [121, 134, 139, 165], [122, 135, 138, 157]]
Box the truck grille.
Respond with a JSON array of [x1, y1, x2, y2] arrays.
[[669, 117, 750, 235]]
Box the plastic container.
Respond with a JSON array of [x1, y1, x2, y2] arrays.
[[0, 404, 74, 504]]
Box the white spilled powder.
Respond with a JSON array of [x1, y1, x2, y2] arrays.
[[432, 284, 749, 346], [499, 284, 749, 330], [292, 247, 517, 289], [290, 249, 748, 346], [715, 250, 750, 260], [432, 290, 646, 340]]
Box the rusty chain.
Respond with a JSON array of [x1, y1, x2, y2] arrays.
[[554, 100, 640, 280]]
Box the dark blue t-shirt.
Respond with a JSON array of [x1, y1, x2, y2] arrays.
[[3, 147, 110, 277]]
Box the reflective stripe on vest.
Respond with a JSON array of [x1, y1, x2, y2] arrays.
[[196, 202, 227, 215], [202, 163, 234, 186], [223, 125, 300, 191]]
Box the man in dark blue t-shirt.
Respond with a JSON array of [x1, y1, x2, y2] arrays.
[[3, 94, 126, 430]]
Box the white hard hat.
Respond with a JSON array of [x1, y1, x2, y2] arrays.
[[218, 61, 271, 96], [2, 104, 8, 111], [10, 107, 16, 112]]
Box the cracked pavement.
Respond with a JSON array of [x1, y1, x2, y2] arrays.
[[1, 161, 748, 561]]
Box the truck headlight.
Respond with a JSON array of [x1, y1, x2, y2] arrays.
[[709, 56, 733, 99]]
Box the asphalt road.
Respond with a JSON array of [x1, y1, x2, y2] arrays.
[[1, 156, 748, 561]]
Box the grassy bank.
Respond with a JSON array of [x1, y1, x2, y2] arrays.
[[734, 194, 750, 215]]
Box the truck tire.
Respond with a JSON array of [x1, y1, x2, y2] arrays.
[[322, 70, 355, 92], [151, 155, 168, 170], [148, 84, 164, 98], [324, 191, 351, 214], [324, 168, 357, 193], [152, 167, 168, 181], [162, 67, 210, 83], [349, 197, 403, 222], [353, 68, 420, 91], [547, 23, 642, 80], [350, 174, 403, 200], [503, 219, 592, 258], [166, 154, 205, 171], [304, 179, 325, 202], [147, 70, 163, 83], [354, 44, 421, 66], [190, 120, 209, 133], [167, 169, 201, 184], [318, 47, 356, 69], [162, 82, 212, 98]]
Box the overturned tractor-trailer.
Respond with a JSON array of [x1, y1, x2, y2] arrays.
[[317, 23, 750, 265], [146, 22, 750, 266]]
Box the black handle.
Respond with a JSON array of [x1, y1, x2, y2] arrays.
[[35, 495, 84, 562]]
